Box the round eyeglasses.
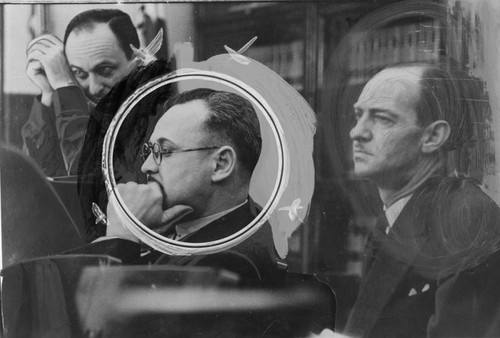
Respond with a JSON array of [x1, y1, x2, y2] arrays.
[[141, 142, 220, 165]]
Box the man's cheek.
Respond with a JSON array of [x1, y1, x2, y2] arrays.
[[161, 190, 170, 210]]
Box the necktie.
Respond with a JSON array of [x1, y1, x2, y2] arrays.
[[363, 213, 389, 275]]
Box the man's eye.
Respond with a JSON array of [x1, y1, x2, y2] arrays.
[[72, 69, 87, 79], [98, 66, 114, 77], [155, 144, 168, 155], [375, 114, 392, 124]]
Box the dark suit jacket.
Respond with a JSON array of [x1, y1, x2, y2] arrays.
[[345, 176, 500, 338], [70, 199, 284, 288], [22, 86, 90, 177]]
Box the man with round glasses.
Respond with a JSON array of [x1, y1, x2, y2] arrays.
[[75, 88, 283, 287], [141, 142, 220, 165], [122, 87, 262, 231]]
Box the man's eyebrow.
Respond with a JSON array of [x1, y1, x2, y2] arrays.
[[69, 64, 83, 70], [89, 60, 118, 71], [368, 108, 398, 119], [156, 137, 178, 148], [352, 105, 397, 118], [368, 108, 395, 115]]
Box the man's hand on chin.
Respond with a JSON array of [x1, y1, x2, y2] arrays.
[[105, 182, 193, 242], [155, 205, 194, 235]]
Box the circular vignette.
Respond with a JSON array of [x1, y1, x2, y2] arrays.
[[102, 69, 289, 255]]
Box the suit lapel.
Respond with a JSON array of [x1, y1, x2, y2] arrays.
[[346, 197, 420, 337], [153, 201, 255, 265], [345, 242, 416, 337], [184, 201, 254, 243]]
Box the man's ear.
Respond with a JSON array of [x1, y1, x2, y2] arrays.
[[421, 120, 450, 154], [211, 146, 236, 182]]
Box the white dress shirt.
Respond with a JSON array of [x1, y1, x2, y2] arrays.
[[383, 194, 413, 234]]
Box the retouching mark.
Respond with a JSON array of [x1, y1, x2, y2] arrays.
[[279, 198, 305, 223], [224, 36, 258, 65]]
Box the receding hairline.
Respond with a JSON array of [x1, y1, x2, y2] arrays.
[[169, 98, 224, 144], [70, 21, 135, 58], [374, 65, 426, 89], [155, 99, 213, 139], [356, 65, 426, 114], [65, 21, 112, 42]]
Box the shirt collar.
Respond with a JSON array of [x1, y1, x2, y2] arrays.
[[383, 194, 413, 234], [175, 199, 248, 240]]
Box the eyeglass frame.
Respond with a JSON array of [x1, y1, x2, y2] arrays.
[[141, 141, 221, 165]]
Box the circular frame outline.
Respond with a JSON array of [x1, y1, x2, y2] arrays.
[[102, 69, 289, 255]]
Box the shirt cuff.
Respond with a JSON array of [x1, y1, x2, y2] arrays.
[[53, 85, 88, 117]]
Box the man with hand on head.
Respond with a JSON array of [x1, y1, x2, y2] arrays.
[[342, 63, 500, 338], [73, 88, 283, 287], [22, 9, 140, 176]]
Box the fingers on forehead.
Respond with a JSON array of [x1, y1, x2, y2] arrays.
[[26, 49, 46, 62], [25, 59, 43, 71], [26, 34, 61, 53]]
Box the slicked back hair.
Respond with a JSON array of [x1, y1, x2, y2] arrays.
[[63, 9, 139, 60], [392, 63, 485, 152], [165, 88, 262, 174]]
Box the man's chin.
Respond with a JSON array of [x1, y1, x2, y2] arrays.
[[162, 203, 197, 224], [85, 92, 106, 104], [86, 95, 100, 104], [353, 164, 374, 178]]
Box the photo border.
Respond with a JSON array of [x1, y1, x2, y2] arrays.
[[102, 68, 289, 255]]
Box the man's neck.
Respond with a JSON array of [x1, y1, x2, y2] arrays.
[[378, 187, 401, 207], [184, 189, 248, 222], [203, 194, 247, 217], [175, 199, 248, 240], [377, 156, 441, 208]]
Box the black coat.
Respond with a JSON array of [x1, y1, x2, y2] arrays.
[[70, 200, 284, 288], [345, 176, 500, 338]]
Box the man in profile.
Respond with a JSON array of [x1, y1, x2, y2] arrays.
[[75, 88, 282, 287], [22, 9, 140, 176], [344, 63, 500, 337]]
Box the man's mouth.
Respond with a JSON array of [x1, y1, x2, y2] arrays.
[[147, 176, 168, 210], [353, 148, 372, 156]]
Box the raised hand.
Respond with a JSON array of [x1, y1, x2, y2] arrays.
[[26, 58, 52, 98], [26, 34, 75, 105], [106, 181, 193, 241]]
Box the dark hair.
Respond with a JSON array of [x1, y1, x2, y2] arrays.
[[78, 59, 173, 241], [397, 63, 487, 152], [63, 9, 139, 59], [166, 88, 262, 174]]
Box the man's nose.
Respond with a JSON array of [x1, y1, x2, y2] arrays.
[[349, 116, 372, 141], [141, 153, 158, 175], [88, 75, 107, 98]]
